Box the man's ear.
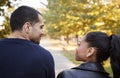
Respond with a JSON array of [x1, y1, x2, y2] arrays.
[[86, 47, 96, 57], [23, 22, 31, 34]]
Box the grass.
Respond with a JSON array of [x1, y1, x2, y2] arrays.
[[62, 50, 81, 65]]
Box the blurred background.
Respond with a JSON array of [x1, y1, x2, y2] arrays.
[[1, 0, 120, 43], [1, 0, 120, 76]]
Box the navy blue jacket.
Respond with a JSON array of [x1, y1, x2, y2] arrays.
[[57, 62, 111, 78], [0, 38, 55, 78]]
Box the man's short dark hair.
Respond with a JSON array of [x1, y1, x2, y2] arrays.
[[10, 6, 42, 32]]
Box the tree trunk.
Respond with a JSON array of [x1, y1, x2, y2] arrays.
[[66, 35, 69, 44], [75, 34, 79, 45]]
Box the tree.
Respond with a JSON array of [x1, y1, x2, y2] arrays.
[[0, 0, 11, 16], [0, 16, 11, 38], [44, 0, 120, 43], [0, 0, 20, 38]]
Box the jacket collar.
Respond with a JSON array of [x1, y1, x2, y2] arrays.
[[72, 62, 109, 75]]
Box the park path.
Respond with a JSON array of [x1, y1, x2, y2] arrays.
[[40, 38, 76, 77]]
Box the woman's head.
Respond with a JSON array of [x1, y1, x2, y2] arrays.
[[85, 32, 110, 63], [76, 31, 110, 64], [76, 31, 120, 78]]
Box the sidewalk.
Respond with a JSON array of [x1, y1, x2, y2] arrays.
[[40, 38, 76, 77]]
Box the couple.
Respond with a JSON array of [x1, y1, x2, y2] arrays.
[[0, 6, 120, 78]]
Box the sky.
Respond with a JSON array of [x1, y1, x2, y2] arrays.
[[18, 0, 48, 8]]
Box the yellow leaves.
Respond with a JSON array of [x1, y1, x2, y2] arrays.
[[59, 21, 67, 26], [88, 11, 99, 15], [66, 15, 79, 20], [45, 0, 120, 37], [77, 22, 83, 25], [54, 26, 57, 29], [94, 22, 105, 26]]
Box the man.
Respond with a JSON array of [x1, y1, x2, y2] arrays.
[[0, 6, 55, 78]]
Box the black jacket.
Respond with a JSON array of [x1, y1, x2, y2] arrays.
[[57, 62, 111, 78]]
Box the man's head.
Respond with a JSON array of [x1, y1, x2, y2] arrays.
[[10, 6, 44, 44]]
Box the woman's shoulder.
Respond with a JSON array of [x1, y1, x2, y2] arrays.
[[57, 62, 112, 78]]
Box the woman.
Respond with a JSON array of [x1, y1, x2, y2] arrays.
[[57, 31, 120, 78]]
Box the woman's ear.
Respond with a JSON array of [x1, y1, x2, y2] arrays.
[[86, 47, 96, 57]]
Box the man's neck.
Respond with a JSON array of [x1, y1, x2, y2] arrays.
[[7, 31, 29, 40]]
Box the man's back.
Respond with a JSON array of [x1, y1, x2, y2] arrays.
[[0, 38, 55, 78]]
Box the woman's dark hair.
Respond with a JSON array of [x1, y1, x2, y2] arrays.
[[10, 6, 42, 32], [85, 32, 110, 63], [85, 31, 120, 78], [110, 34, 120, 78]]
